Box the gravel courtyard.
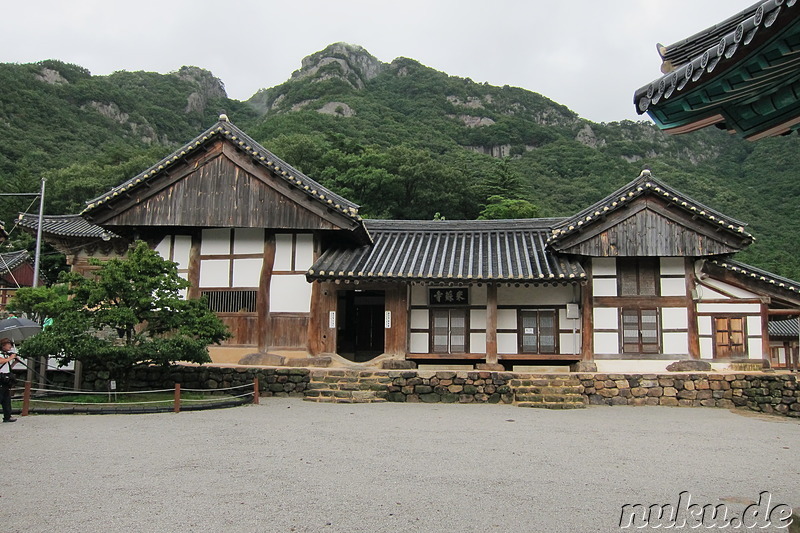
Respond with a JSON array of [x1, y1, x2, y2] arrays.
[[4, 399, 799, 533]]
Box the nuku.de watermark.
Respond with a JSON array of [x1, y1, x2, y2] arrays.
[[619, 491, 794, 529]]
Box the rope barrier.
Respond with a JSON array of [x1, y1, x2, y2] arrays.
[[180, 392, 254, 402], [181, 383, 254, 392]]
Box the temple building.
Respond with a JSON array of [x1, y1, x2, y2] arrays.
[[20, 118, 800, 371]]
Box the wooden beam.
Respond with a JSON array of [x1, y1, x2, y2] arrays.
[[767, 309, 800, 316], [486, 283, 498, 364], [581, 260, 594, 360], [685, 258, 701, 359], [257, 232, 275, 352]]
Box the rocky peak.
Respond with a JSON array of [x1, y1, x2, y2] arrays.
[[173, 66, 227, 114], [292, 42, 386, 89]]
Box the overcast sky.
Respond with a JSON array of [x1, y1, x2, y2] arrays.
[[1, 0, 756, 124]]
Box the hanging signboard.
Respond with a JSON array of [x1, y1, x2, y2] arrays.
[[428, 287, 469, 306]]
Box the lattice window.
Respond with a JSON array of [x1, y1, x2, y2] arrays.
[[519, 309, 557, 354], [201, 290, 258, 313], [618, 258, 659, 296], [431, 309, 468, 354], [621, 308, 660, 354], [714, 316, 746, 358]]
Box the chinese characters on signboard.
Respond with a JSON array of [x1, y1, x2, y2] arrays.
[[428, 287, 469, 306]]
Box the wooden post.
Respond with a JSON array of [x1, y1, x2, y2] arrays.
[[581, 261, 594, 360], [486, 284, 498, 364], [308, 282, 337, 355], [186, 233, 201, 300], [761, 302, 771, 365], [253, 378, 260, 405], [173, 383, 181, 413], [21, 381, 31, 416], [685, 258, 700, 359], [385, 285, 409, 357], [257, 233, 276, 352]]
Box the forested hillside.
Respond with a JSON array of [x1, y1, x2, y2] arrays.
[[1, 43, 798, 281]]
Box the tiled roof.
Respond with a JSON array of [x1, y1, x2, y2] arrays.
[[16, 213, 122, 240], [710, 258, 800, 296], [0, 250, 30, 275], [548, 170, 753, 246], [633, 1, 800, 139], [308, 218, 586, 283], [81, 117, 361, 222], [769, 317, 799, 337]]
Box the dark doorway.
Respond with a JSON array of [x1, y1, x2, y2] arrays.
[[337, 290, 385, 362]]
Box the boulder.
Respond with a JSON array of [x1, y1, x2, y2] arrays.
[[381, 359, 417, 370], [570, 361, 598, 372], [665, 360, 712, 372]]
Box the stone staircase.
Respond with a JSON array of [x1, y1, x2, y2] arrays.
[[511, 376, 587, 409], [303, 370, 389, 404]]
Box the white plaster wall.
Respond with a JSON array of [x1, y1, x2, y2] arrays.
[[470, 333, 486, 354], [155, 236, 171, 260], [697, 285, 729, 300], [470, 309, 487, 330], [593, 307, 619, 330], [700, 337, 714, 359], [471, 285, 487, 306], [746, 316, 762, 335], [697, 303, 761, 314], [593, 278, 617, 297], [662, 307, 688, 329], [199, 259, 229, 287], [274, 234, 294, 271], [559, 332, 581, 355], [497, 333, 517, 354], [410, 285, 427, 306], [410, 309, 429, 330], [747, 338, 763, 359], [595, 360, 680, 373], [697, 316, 713, 336], [173, 235, 191, 269], [498, 309, 517, 329], [559, 308, 580, 332], [270, 274, 311, 312], [201, 228, 230, 255], [660, 277, 686, 297], [232, 258, 262, 287], [497, 284, 573, 306], [410, 332, 429, 353], [594, 332, 620, 355], [701, 278, 759, 299], [662, 332, 689, 355], [592, 258, 616, 276], [295, 234, 315, 270], [232, 228, 264, 254], [660, 257, 685, 275]]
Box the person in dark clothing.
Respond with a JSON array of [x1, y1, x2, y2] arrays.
[[0, 337, 19, 422]]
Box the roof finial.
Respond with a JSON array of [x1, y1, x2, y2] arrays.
[[639, 168, 651, 178], [219, 113, 229, 122]]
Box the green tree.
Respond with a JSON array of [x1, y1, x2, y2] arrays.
[[11, 241, 230, 386], [478, 195, 540, 220]]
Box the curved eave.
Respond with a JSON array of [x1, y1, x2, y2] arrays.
[[634, 0, 800, 139]]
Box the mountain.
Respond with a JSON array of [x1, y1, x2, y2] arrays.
[[0, 43, 798, 280]]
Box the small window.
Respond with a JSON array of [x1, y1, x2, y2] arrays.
[[618, 258, 659, 296], [519, 309, 557, 354], [714, 316, 746, 358], [202, 290, 258, 313], [621, 308, 660, 354], [431, 309, 468, 354]]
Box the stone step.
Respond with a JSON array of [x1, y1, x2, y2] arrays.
[[516, 401, 586, 409], [515, 394, 586, 403], [514, 386, 584, 395], [303, 389, 387, 404]]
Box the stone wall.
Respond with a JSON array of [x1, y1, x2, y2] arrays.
[[579, 373, 799, 417]]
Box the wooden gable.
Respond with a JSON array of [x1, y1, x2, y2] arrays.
[[553, 196, 750, 257], [85, 138, 359, 233]]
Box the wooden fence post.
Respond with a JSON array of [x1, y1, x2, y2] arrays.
[[253, 378, 259, 405], [21, 381, 31, 416], [174, 383, 181, 413]]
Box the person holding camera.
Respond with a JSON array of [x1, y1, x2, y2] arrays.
[[0, 337, 19, 423]]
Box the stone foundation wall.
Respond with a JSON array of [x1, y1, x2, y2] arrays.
[[579, 373, 799, 417]]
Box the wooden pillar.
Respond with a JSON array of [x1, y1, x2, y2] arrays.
[[384, 284, 409, 357], [761, 301, 771, 363], [581, 261, 594, 360], [257, 233, 275, 352], [685, 258, 700, 359], [186, 232, 201, 300], [486, 283, 498, 364], [308, 282, 337, 356]]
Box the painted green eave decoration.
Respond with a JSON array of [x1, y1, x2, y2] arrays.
[[634, 1, 800, 140]]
